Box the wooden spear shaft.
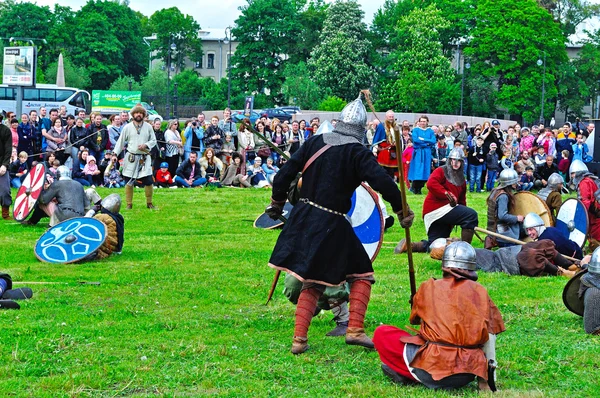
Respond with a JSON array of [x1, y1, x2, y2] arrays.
[[394, 129, 417, 301], [474, 227, 579, 262]]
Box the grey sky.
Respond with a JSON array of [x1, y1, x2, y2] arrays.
[[30, 0, 384, 29]]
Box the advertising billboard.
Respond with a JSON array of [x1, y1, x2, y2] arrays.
[[92, 90, 142, 113], [2, 46, 36, 86]]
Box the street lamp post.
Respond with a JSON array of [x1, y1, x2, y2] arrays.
[[166, 41, 176, 119], [537, 52, 546, 125], [224, 26, 232, 110], [460, 61, 470, 116], [128, 79, 132, 91]]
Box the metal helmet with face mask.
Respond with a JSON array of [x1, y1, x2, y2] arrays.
[[441, 241, 477, 271], [547, 173, 564, 191], [448, 147, 464, 162]]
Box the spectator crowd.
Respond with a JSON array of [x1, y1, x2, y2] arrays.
[[3, 104, 596, 195]]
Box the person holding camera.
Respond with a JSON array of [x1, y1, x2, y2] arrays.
[[183, 118, 204, 161]]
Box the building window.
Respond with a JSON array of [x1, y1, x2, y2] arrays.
[[195, 59, 202, 69], [207, 53, 215, 69]]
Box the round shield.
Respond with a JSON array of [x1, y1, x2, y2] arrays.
[[563, 269, 587, 317], [13, 163, 46, 222], [254, 202, 294, 230], [348, 183, 384, 262], [555, 198, 589, 248], [34, 217, 107, 264], [514, 191, 553, 242]]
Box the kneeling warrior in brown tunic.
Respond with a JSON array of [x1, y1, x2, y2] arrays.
[[265, 95, 414, 354]]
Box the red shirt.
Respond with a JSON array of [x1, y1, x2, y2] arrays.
[[156, 169, 173, 184], [422, 166, 467, 217]]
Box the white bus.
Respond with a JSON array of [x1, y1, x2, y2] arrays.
[[0, 84, 90, 115]]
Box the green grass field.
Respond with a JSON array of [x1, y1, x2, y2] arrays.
[[1, 187, 598, 397]]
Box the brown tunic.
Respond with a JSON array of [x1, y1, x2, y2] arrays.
[[400, 275, 505, 381]]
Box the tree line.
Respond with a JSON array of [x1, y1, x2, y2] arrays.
[[1, 0, 599, 122]]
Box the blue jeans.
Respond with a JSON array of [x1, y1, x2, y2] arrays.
[[486, 170, 498, 191], [469, 165, 482, 192], [175, 176, 206, 187], [518, 182, 533, 191]]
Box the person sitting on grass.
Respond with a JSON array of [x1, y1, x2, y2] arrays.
[[9, 151, 28, 188], [199, 147, 224, 187], [174, 151, 205, 188], [247, 157, 270, 188], [518, 166, 534, 191], [374, 242, 505, 392], [155, 162, 176, 188], [104, 155, 125, 188], [47, 158, 60, 185], [221, 133, 235, 165], [221, 152, 251, 188], [262, 157, 279, 185], [83, 155, 102, 187], [72, 149, 91, 187]]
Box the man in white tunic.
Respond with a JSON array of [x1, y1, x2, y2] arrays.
[[113, 105, 157, 209]]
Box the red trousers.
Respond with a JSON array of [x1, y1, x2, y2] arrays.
[[373, 325, 418, 381]]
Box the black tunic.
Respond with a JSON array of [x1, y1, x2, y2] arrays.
[[269, 135, 403, 286]]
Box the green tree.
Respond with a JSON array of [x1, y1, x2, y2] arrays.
[[375, 5, 459, 113], [318, 96, 346, 111], [281, 62, 325, 110], [45, 55, 92, 90], [78, 0, 148, 80], [538, 0, 600, 37], [465, 0, 567, 123], [108, 75, 141, 91], [573, 38, 600, 118], [230, 0, 302, 103], [148, 8, 203, 70], [288, 0, 329, 64], [44, 5, 78, 69], [309, 0, 375, 102]]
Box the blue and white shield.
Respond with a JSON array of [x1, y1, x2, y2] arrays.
[[35, 217, 107, 264], [348, 183, 384, 262], [556, 198, 589, 248]]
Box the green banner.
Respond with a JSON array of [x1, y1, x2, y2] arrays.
[[91, 91, 142, 113]]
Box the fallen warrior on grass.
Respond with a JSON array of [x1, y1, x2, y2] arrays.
[[0, 273, 33, 310]]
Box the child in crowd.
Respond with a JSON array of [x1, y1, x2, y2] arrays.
[[83, 155, 102, 187], [534, 146, 547, 168], [155, 162, 176, 188], [221, 133, 235, 165], [262, 157, 279, 185], [518, 166, 535, 191], [47, 159, 60, 185], [9, 151, 29, 188], [247, 157, 270, 188], [99, 150, 113, 176], [485, 142, 500, 191], [104, 155, 125, 188], [500, 148, 513, 170], [572, 133, 592, 163], [402, 138, 414, 189], [468, 136, 485, 192], [432, 134, 447, 170], [558, 149, 571, 180], [453, 139, 467, 176]]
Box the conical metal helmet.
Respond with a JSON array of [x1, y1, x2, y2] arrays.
[[57, 165, 71, 180], [448, 147, 464, 161], [547, 173, 564, 190], [101, 193, 122, 214], [570, 159, 589, 175], [523, 212, 544, 229], [497, 168, 519, 188], [330, 94, 367, 142], [589, 247, 600, 275], [442, 241, 477, 271]]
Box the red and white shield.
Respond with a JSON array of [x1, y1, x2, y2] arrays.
[[13, 163, 46, 222]]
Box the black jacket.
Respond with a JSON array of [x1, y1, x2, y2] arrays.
[[535, 163, 559, 181], [176, 159, 202, 180], [70, 126, 92, 150]]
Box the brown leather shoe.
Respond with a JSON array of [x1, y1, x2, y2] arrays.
[[291, 336, 309, 355], [430, 246, 445, 260], [394, 239, 407, 254], [126, 204, 132, 210], [146, 203, 157, 210], [1, 205, 9, 220], [345, 327, 374, 349]]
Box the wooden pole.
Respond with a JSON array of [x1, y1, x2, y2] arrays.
[[474, 227, 579, 262]]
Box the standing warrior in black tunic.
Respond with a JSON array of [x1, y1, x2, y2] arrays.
[[265, 95, 415, 354]]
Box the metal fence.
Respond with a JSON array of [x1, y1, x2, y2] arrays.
[[144, 95, 211, 120]]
